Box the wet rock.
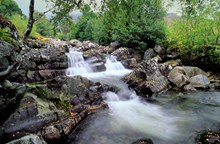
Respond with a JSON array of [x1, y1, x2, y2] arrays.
[[124, 58, 170, 96], [196, 129, 220, 144], [112, 47, 141, 62], [7, 134, 47, 144], [131, 138, 154, 144], [143, 48, 156, 61], [121, 58, 138, 69], [189, 74, 210, 88], [86, 56, 106, 72]]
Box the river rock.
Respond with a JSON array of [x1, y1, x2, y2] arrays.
[[124, 58, 170, 96], [168, 66, 189, 88], [121, 58, 139, 69], [0, 93, 64, 142], [154, 45, 163, 54], [69, 39, 82, 48], [6, 134, 47, 144], [183, 84, 197, 91], [10, 46, 68, 82], [143, 48, 156, 61], [82, 41, 98, 51], [183, 66, 208, 77], [131, 137, 154, 144], [110, 41, 120, 49], [168, 66, 210, 89], [189, 74, 210, 88]]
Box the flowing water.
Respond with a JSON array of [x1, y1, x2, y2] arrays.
[[66, 48, 220, 144]]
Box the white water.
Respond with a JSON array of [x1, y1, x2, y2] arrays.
[[66, 49, 93, 75], [66, 49, 181, 142]]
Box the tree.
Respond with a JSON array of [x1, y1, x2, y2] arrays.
[[166, 0, 220, 66], [23, 0, 93, 39], [101, 0, 166, 50], [0, 0, 23, 16], [74, 4, 96, 41]]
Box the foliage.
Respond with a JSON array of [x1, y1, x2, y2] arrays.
[[73, 5, 96, 41], [35, 14, 55, 37], [101, 0, 166, 50], [166, 1, 220, 63], [9, 14, 40, 37], [0, 29, 11, 42], [0, 0, 23, 16]]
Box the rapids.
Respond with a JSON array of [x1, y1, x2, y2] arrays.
[[66, 48, 220, 144]]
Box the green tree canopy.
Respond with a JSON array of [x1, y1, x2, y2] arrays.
[[0, 0, 23, 16], [102, 0, 166, 50]]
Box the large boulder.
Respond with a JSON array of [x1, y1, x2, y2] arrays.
[[124, 57, 171, 96], [168, 66, 210, 89], [0, 93, 65, 143], [189, 74, 210, 88]]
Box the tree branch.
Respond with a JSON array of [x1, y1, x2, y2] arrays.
[[34, 7, 54, 21]]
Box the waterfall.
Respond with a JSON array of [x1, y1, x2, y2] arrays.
[[66, 48, 93, 76], [105, 55, 125, 71], [66, 49, 180, 143]]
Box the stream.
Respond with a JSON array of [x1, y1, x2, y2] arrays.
[[66, 48, 220, 144]]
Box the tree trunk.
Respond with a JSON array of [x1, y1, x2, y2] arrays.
[[23, 0, 35, 39]]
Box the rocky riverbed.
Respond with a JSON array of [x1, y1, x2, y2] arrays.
[[0, 37, 220, 144]]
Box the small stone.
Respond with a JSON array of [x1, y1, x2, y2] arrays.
[[2, 80, 13, 89]]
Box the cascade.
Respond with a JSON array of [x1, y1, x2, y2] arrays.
[[66, 48, 93, 76], [66, 49, 180, 143], [66, 49, 220, 143]]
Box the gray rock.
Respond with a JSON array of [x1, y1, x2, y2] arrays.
[[0, 40, 19, 72], [143, 48, 156, 61], [183, 66, 208, 77], [121, 58, 138, 69], [0, 93, 63, 137], [183, 84, 197, 91], [69, 39, 82, 48], [6, 134, 47, 144], [124, 58, 170, 96], [110, 41, 120, 49], [41, 126, 61, 140], [168, 66, 209, 89], [189, 74, 210, 88], [168, 66, 189, 88], [2, 80, 13, 89], [154, 45, 163, 54]]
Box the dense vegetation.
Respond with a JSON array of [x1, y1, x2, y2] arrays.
[[0, 0, 220, 68]]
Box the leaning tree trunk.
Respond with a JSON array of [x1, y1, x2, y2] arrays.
[[23, 0, 35, 39]]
